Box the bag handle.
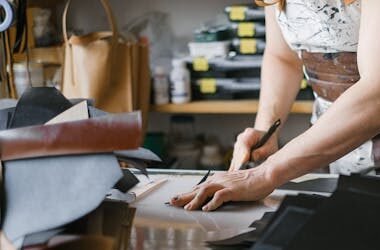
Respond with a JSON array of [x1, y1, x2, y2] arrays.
[[62, 0, 119, 45]]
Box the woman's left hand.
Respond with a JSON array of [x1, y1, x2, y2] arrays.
[[169, 165, 276, 211]]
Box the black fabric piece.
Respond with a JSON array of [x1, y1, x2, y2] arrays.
[[250, 194, 326, 250], [279, 178, 338, 193], [249, 175, 380, 250], [8, 87, 73, 128], [113, 169, 139, 193], [336, 174, 380, 197], [207, 195, 326, 248], [207, 212, 275, 247], [253, 207, 314, 250], [22, 228, 64, 247], [0, 107, 15, 131], [287, 175, 380, 250], [263, 194, 326, 229], [288, 191, 380, 250]]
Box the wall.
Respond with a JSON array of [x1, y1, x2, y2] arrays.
[[65, 0, 247, 38]]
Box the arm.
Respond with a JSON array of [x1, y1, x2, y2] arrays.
[[170, 1, 380, 212], [255, 5, 304, 131], [265, 0, 380, 185], [229, 5, 303, 170]]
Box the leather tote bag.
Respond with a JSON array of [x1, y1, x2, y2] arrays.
[[61, 0, 150, 117]]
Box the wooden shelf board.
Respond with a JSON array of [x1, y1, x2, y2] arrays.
[[151, 100, 313, 114], [13, 46, 63, 65]]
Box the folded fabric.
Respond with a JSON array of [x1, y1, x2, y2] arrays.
[[0, 87, 143, 247], [251, 175, 380, 250], [3, 154, 122, 245], [8, 87, 73, 129]]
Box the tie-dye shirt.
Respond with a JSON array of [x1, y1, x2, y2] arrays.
[[275, 1, 372, 175], [276, 0, 361, 53]]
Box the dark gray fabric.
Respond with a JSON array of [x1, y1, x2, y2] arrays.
[[115, 148, 162, 162], [9, 87, 73, 128], [88, 106, 108, 118], [0, 107, 15, 130], [3, 154, 122, 246]]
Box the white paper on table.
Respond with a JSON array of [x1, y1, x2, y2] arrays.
[[291, 173, 339, 183], [45, 101, 89, 125]]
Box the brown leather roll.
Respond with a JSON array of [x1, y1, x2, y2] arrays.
[[301, 51, 360, 102], [0, 112, 142, 161]]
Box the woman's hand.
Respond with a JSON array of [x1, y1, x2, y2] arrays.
[[229, 128, 279, 171], [169, 165, 276, 211]]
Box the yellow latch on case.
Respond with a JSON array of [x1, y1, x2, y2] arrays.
[[193, 57, 209, 72], [200, 78, 217, 94], [240, 39, 257, 54], [230, 6, 247, 21], [238, 23, 255, 37]]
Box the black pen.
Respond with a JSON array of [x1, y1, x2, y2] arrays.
[[239, 119, 281, 170], [196, 170, 211, 186]]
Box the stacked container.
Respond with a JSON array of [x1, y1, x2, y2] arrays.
[[186, 4, 266, 100]]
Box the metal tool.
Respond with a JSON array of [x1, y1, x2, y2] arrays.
[[239, 119, 281, 170]]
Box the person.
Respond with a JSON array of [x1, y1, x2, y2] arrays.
[[170, 0, 380, 211]]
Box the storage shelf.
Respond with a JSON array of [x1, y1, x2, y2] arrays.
[[13, 46, 63, 65], [151, 100, 313, 114]]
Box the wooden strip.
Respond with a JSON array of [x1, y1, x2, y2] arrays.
[[151, 100, 313, 114]]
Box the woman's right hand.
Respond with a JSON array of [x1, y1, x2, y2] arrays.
[[229, 127, 279, 171]]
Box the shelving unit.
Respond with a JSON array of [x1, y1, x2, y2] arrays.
[[151, 100, 313, 114], [13, 46, 63, 65]]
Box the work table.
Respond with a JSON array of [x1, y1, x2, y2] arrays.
[[128, 169, 334, 250]]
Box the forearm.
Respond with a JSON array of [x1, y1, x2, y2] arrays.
[[255, 50, 303, 131], [266, 80, 380, 185]]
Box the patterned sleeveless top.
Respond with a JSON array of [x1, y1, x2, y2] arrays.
[[276, 0, 361, 53], [275, 1, 372, 175]]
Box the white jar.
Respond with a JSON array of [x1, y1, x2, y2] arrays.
[[170, 59, 191, 104], [200, 144, 224, 170], [13, 62, 44, 97], [153, 66, 169, 105]]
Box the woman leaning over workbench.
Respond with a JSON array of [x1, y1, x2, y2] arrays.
[[170, 0, 380, 211]]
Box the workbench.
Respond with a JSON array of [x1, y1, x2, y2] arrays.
[[127, 169, 335, 250]]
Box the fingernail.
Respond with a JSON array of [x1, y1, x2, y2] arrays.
[[184, 204, 191, 210], [202, 206, 208, 211]]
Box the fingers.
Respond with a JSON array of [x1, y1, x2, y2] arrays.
[[202, 188, 232, 212], [170, 190, 197, 207], [229, 128, 260, 171], [252, 137, 278, 162], [252, 148, 265, 162], [183, 184, 223, 211]]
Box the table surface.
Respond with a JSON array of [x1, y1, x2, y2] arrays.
[[127, 170, 335, 250]]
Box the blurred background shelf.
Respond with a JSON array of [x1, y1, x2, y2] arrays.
[[151, 100, 313, 114], [13, 46, 63, 64]]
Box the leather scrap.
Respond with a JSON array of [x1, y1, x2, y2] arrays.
[[0, 112, 142, 161]]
